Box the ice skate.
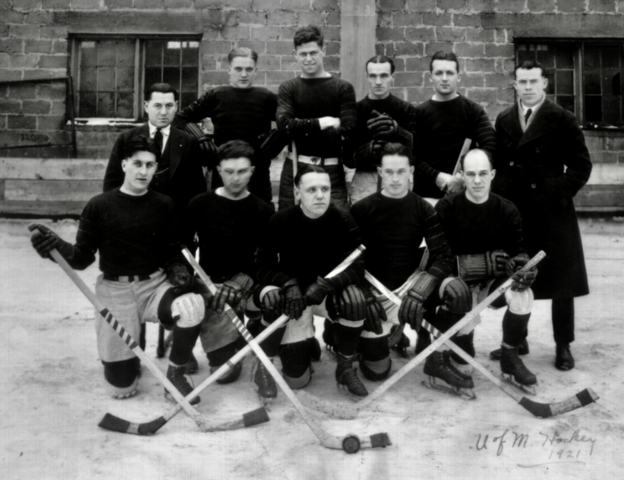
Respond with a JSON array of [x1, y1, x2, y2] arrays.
[[251, 358, 277, 407], [500, 346, 537, 395], [185, 352, 199, 374], [422, 351, 476, 400], [336, 354, 368, 400], [209, 360, 242, 385], [164, 364, 200, 405]]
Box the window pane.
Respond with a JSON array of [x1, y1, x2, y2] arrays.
[[98, 41, 116, 67], [556, 95, 575, 113], [584, 46, 600, 70], [163, 43, 180, 66], [602, 70, 620, 96], [556, 70, 574, 95], [117, 92, 134, 118], [163, 67, 180, 89], [585, 95, 602, 122], [181, 67, 198, 91], [181, 41, 199, 66], [602, 47, 620, 69], [144, 67, 161, 87], [603, 95, 620, 124], [80, 66, 97, 91], [116, 40, 135, 67], [80, 41, 97, 66], [117, 66, 134, 92], [584, 72, 601, 95], [555, 45, 574, 69], [544, 69, 555, 94], [145, 40, 164, 66], [97, 92, 114, 117], [536, 48, 555, 69], [79, 92, 97, 117]]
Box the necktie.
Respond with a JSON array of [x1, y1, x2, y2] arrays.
[[154, 128, 163, 153], [524, 108, 532, 124]]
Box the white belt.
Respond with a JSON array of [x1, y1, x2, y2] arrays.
[[287, 152, 340, 166]]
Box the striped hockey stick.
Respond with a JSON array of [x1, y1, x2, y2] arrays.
[[183, 245, 390, 453]]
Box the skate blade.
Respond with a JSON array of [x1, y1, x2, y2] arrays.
[[422, 378, 476, 400], [501, 373, 537, 396], [337, 383, 368, 402]]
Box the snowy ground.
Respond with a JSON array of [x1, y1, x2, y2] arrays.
[[0, 218, 623, 480]]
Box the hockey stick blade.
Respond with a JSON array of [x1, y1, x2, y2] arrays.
[[27, 224, 272, 435], [97, 244, 366, 436], [298, 251, 547, 420], [184, 247, 390, 452], [367, 268, 599, 418]]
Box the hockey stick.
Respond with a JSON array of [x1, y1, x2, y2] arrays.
[[183, 246, 390, 453], [98, 244, 365, 435], [26, 225, 266, 435], [366, 271, 599, 418], [297, 251, 548, 419]]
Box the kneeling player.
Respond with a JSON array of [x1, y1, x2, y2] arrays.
[[30, 136, 205, 403], [435, 149, 538, 392], [181, 140, 275, 386], [253, 164, 369, 401], [351, 143, 477, 396]]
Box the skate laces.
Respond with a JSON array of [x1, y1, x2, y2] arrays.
[[169, 365, 194, 396]]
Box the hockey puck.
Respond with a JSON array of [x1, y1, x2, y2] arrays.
[[342, 435, 361, 454]]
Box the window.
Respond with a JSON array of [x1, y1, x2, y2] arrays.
[[516, 41, 624, 129], [71, 36, 200, 120]]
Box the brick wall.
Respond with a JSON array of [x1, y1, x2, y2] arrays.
[[0, 0, 340, 159]]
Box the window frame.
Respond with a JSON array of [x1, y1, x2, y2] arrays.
[[515, 38, 624, 131], [69, 33, 202, 122]]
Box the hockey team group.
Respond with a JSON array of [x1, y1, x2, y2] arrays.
[[29, 25, 592, 418]]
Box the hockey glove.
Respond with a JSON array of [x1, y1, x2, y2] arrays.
[[283, 278, 305, 320], [367, 115, 398, 139], [398, 272, 438, 330], [505, 253, 538, 292], [487, 250, 510, 277], [304, 277, 333, 306], [441, 277, 472, 314], [261, 287, 283, 323], [457, 251, 509, 282], [167, 263, 193, 291], [30, 223, 74, 261], [210, 273, 253, 313]]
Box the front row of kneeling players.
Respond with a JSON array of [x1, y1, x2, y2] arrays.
[[30, 135, 538, 405]]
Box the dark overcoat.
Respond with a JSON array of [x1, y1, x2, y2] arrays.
[[493, 99, 592, 299], [103, 124, 206, 211]]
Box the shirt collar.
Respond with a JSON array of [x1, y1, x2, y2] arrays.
[[148, 123, 171, 137], [519, 94, 546, 116]]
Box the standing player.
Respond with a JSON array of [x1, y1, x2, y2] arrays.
[[347, 55, 417, 204], [276, 25, 357, 211], [104, 83, 205, 212], [412, 52, 496, 199], [173, 48, 284, 204], [253, 165, 369, 401], [31, 136, 205, 403], [181, 140, 275, 386], [493, 61, 592, 370], [350, 143, 473, 395], [435, 149, 539, 391]]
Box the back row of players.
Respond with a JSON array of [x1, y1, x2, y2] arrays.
[[31, 24, 591, 404]]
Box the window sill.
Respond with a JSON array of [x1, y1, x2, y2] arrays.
[[68, 118, 143, 132]]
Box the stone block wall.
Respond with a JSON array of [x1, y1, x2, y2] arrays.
[[0, 0, 340, 159]]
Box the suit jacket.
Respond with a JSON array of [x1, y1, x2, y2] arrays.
[[103, 124, 206, 211], [493, 99, 592, 299]]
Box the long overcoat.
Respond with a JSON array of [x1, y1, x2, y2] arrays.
[[493, 99, 592, 299]]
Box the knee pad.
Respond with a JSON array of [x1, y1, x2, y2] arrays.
[[103, 357, 140, 398], [505, 288, 534, 315], [439, 277, 472, 314], [172, 293, 205, 328], [322, 318, 338, 351], [332, 285, 367, 322], [279, 340, 312, 388]]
